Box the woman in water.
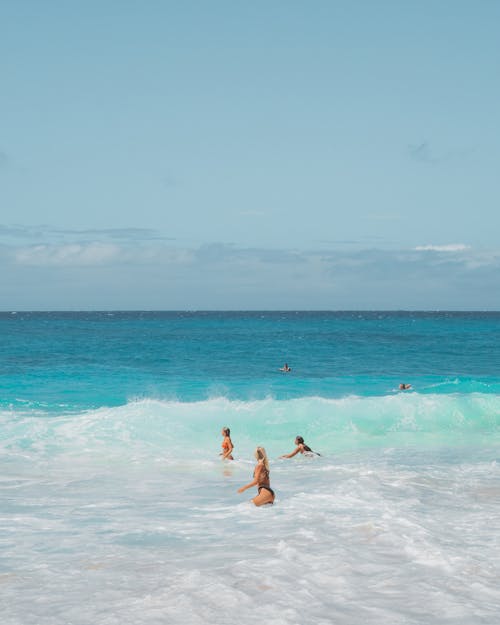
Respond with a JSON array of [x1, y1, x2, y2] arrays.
[[280, 436, 320, 458], [237, 446, 275, 506], [220, 427, 234, 460]]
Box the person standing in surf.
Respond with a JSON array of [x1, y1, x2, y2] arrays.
[[220, 427, 234, 460], [237, 446, 275, 506], [280, 436, 321, 458]]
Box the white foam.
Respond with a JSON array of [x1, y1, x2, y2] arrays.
[[2, 399, 500, 623]]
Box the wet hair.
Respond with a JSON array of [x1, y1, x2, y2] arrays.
[[295, 435, 319, 455], [295, 435, 312, 451], [222, 427, 230, 436], [255, 446, 270, 471]]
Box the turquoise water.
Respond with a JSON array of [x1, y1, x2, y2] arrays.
[[2, 310, 500, 407], [2, 312, 500, 624]]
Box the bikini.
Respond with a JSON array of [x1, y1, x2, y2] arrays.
[[221, 439, 233, 457], [255, 467, 275, 499]]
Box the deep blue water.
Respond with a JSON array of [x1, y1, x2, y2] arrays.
[[1, 311, 500, 410]]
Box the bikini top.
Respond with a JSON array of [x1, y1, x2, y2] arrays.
[[254, 465, 270, 487]]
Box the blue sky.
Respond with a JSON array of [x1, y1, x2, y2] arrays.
[[1, 0, 499, 309]]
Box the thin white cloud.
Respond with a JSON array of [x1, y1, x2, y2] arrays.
[[10, 241, 196, 268], [55, 227, 169, 241], [0, 224, 169, 244], [414, 244, 471, 252], [15, 243, 121, 266]]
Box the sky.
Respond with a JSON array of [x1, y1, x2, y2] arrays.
[[1, 0, 499, 310]]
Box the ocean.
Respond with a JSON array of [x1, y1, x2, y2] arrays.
[[1, 311, 500, 624]]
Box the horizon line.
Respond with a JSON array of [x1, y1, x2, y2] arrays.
[[2, 309, 500, 314]]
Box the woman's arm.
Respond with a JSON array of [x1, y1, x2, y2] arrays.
[[238, 476, 258, 493], [238, 464, 262, 493], [280, 445, 301, 458]]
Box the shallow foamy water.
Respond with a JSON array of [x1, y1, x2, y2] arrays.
[[2, 428, 500, 624], [2, 312, 500, 623]]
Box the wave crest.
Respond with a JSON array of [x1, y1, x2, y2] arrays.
[[1, 394, 500, 461]]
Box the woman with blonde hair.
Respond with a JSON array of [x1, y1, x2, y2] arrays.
[[238, 446, 275, 506]]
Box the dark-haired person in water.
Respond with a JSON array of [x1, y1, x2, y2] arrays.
[[237, 446, 275, 506], [280, 436, 321, 458], [280, 363, 291, 372], [399, 383, 412, 390], [220, 427, 234, 460]]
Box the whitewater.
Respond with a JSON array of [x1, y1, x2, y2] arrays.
[[1, 312, 500, 624]]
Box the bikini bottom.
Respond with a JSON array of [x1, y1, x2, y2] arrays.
[[258, 485, 275, 499]]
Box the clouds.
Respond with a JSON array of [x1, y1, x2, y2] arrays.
[[317, 246, 475, 283], [0, 224, 169, 244], [408, 142, 436, 164], [6, 241, 192, 268], [1, 231, 500, 310], [194, 243, 305, 266], [414, 244, 471, 252], [54, 228, 170, 241], [14, 243, 121, 267], [408, 142, 475, 166]]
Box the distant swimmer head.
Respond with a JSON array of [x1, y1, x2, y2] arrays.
[[399, 383, 412, 390], [295, 436, 304, 445], [222, 426, 231, 436]]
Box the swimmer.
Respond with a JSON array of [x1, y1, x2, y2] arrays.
[[237, 446, 275, 506], [399, 383, 412, 390], [280, 436, 321, 458], [280, 363, 292, 372], [220, 426, 234, 460]]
